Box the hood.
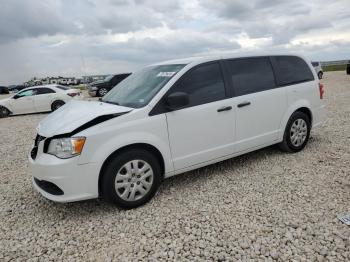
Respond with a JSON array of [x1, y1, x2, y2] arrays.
[[37, 100, 132, 137]]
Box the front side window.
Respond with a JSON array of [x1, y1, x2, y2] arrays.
[[16, 89, 36, 98], [102, 64, 185, 108], [170, 62, 226, 108], [273, 56, 314, 86], [226, 57, 276, 96]]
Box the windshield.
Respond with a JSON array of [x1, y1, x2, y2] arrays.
[[104, 75, 114, 82], [102, 64, 186, 108]]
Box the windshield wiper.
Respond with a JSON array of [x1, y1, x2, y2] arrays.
[[101, 100, 119, 105]]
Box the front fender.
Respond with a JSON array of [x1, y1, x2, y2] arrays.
[[77, 114, 174, 176]]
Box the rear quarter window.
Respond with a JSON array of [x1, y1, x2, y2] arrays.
[[272, 56, 314, 86]]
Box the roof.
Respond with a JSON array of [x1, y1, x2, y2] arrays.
[[151, 52, 307, 66]]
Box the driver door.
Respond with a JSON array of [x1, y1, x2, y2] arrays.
[[164, 62, 235, 170], [11, 89, 36, 114]]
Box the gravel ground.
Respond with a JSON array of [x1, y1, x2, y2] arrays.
[[0, 72, 349, 261]]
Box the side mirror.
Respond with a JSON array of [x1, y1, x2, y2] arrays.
[[166, 92, 189, 111], [13, 95, 19, 99]]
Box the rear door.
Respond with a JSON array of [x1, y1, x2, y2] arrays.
[[224, 57, 288, 152], [164, 62, 236, 170], [34, 87, 56, 112]]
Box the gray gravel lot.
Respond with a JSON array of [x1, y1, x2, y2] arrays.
[[0, 72, 349, 261]]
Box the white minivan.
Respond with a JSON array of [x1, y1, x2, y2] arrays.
[[29, 54, 326, 209]]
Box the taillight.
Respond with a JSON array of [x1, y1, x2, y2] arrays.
[[319, 83, 324, 99], [67, 93, 78, 97]]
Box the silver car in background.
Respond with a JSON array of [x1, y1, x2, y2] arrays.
[[312, 61, 323, 79]]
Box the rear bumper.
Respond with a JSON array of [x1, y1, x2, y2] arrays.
[[28, 152, 100, 202]]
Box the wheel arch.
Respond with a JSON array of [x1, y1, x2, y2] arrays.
[[279, 101, 313, 141], [295, 107, 313, 124], [0, 105, 12, 115], [51, 99, 65, 110], [98, 143, 165, 197]]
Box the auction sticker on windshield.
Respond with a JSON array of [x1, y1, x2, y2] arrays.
[[157, 72, 176, 77]]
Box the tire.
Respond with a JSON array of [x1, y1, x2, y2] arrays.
[[51, 100, 65, 111], [279, 111, 311, 153], [318, 72, 323, 79], [97, 88, 108, 97], [0, 106, 10, 118], [101, 149, 162, 209]]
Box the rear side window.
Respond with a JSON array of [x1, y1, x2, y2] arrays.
[[36, 88, 55, 95], [226, 57, 276, 96], [56, 85, 69, 90], [171, 62, 226, 107], [273, 56, 314, 86], [311, 62, 319, 67]]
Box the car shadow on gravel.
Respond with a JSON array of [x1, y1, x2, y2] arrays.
[[160, 145, 281, 190]]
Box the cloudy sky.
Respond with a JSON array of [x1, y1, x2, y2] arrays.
[[0, 0, 349, 85]]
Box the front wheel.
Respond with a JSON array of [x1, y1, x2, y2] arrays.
[[0, 106, 10, 118], [101, 149, 162, 209], [318, 72, 323, 79], [279, 111, 311, 153]]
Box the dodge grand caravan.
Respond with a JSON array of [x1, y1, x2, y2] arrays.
[[29, 54, 326, 209]]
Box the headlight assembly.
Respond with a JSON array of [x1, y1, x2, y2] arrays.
[[47, 137, 86, 159]]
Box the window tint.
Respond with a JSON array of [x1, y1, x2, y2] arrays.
[[226, 57, 276, 96], [36, 88, 55, 95], [171, 62, 226, 107], [17, 89, 36, 97], [56, 85, 69, 90], [273, 56, 314, 86]]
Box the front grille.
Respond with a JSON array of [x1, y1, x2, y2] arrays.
[[31, 134, 46, 160], [34, 178, 64, 195]]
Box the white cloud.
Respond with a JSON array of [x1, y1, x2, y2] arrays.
[[0, 0, 349, 85]]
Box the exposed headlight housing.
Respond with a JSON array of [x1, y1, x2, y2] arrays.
[[47, 137, 86, 159]]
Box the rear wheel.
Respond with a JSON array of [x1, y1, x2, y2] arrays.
[[0, 106, 10, 118], [51, 100, 65, 111], [279, 111, 311, 153], [98, 88, 108, 97], [101, 149, 162, 209]]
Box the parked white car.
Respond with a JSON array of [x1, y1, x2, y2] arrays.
[[29, 54, 326, 209], [0, 85, 82, 117]]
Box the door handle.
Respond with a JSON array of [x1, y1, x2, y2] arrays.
[[237, 101, 251, 108], [217, 106, 232, 112]]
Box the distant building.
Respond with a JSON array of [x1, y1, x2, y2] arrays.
[[24, 76, 81, 87], [82, 75, 109, 84]]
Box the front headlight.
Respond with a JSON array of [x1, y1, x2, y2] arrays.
[[90, 86, 97, 91], [47, 137, 86, 159]]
